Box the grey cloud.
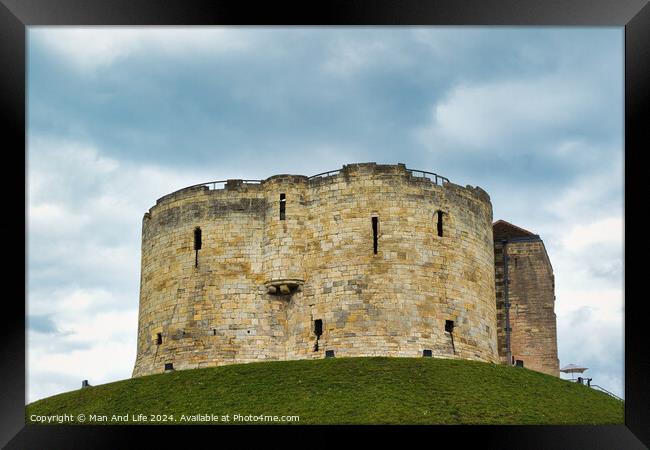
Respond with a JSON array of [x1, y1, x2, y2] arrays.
[[28, 28, 622, 179], [27, 314, 59, 334], [567, 307, 593, 328]]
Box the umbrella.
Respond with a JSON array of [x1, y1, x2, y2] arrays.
[[560, 363, 588, 380]]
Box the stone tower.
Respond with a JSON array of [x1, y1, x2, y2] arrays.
[[493, 220, 560, 377], [132, 163, 499, 377]]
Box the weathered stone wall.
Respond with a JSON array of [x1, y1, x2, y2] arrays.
[[494, 235, 559, 377], [133, 163, 498, 377]]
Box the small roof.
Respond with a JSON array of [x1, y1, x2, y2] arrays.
[[493, 219, 538, 241], [560, 364, 589, 373]]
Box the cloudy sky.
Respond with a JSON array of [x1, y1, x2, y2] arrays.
[[27, 27, 624, 402]]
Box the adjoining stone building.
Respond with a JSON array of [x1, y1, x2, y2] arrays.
[[132, 163, 559, 378], [493, 220, 560, 377]]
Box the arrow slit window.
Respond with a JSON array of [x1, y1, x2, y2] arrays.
[[372, 216, 379, 254], [280, 193, 286, 220]]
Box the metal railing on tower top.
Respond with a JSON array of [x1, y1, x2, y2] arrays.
[[307, 167, 449, 185], [307, 169, 341, 179], [405, 168, 450, 185], [182, 179, 263, 190], [180, 166, 450, 191]]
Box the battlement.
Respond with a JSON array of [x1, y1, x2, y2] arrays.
[[149, 163, 493, 215]]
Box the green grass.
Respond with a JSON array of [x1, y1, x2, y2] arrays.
[[26, 357, 623, 425]]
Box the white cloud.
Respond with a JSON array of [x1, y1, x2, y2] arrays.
[[561, 217, 623, 252], [27, 135, 224, 219], [414, 75, 598, 153], [27, 137, 120, 206], [555, 288, 623, 321], [27, 338, 137, 403], [31, 27, 252, 73], [548, 215, 624, 397], [544, 162, 624, 223], [556, 294, 623, 397], [29, 287, 127, 318], [541, 212, 623, 293], [28, 203, 92, 237], [27, 284, 139, 402], [26, 135, 229, 401]]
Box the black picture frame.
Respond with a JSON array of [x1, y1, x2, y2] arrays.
[[1, 0, 647, 447]]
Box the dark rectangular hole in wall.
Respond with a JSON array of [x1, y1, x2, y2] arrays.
[[164, 363, 174, 371], [437, 211, 444, 237], [515, 360, 524, 368], [280, 193, 286, 220], [194, 227, 202, 268], [325, 350, 335, 358], [445, 320, 454, 333], [423, 349, 432, 357], [194, 227, 202, 250], [372, 216, 378, 254], [156, 333, 162, 345], [314, 319, 323, 338]]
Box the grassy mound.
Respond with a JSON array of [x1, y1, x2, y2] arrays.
[[26, 357, 623, 425]]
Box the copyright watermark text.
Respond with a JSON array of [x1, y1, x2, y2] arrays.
[[28, 413, 300, 424]]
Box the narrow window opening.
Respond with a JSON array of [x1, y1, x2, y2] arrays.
[[445, 320, 454, 333], [437, 210, 444, 237], [422, 349, 432, 357], [445, 320, 456, 355], [515, 359, 524, 368], [193, 227, 202, 250], [212, 329, 216, 336], [156, 333, 162, 345], [313, 319, 323, 352], [514, 257, 518, 268], [372, 216, 379, 254], [325, 350, 335, 358], [193, 227, 202, 267], [279, 193, 286, 220]]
